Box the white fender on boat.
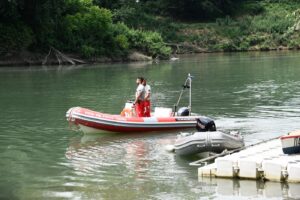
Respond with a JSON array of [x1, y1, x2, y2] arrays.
[[165, 144, 175, 152]]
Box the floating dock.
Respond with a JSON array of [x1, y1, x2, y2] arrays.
[[198, 177, 300, 199], [198, 138, 300, 182]]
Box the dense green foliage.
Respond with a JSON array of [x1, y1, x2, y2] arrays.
[[93, 0, 300, 53], [0, 22, 33, 54], [177, 0, 300, 52], [1, 0, 300, 60], [96, 0, 246, 20], [0, 0, 171, 58]]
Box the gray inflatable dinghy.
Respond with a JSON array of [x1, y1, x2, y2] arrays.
[[171, 116, 244, 156], [174, 131, 244, 156]]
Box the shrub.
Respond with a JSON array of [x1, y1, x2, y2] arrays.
[[112, 6, 137, 24], [0, 23, 33, 55], [216, 16, 234, 26], [287, 39, 300, 49], [236, 16, 253, 35], [252, 12, 295, 34], [217, 26, 242, 39], [247, 34, 266, 46], [115, 34, 129, 49], [59, 1, 172, 58], [212, 40, 237, 51], [239, 39, 250, 51], [128, 29, 171, 58], [239, 2, 265, 16], [62, 5, 113, 55], [81, 45, 96, 58]]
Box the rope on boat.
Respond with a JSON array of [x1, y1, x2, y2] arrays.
[[68, 107, 79, 131]]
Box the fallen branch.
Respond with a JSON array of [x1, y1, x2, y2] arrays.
[[42, 48, 52, 65], [43, 47, 86, 65]]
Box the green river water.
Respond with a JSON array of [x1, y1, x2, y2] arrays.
[[1, 51, 300, 199]]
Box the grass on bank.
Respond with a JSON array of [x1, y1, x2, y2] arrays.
[[1, 0, 300, 60], [121, 0, 300, 53]]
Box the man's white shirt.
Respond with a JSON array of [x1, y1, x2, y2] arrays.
[[144, 84, 151, 100], [136, 84, 145, 100]]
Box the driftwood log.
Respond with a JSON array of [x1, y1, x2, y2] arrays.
[[43, 47, 86, 65]]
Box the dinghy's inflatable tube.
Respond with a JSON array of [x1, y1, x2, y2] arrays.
[[174, 131, 244, 156]]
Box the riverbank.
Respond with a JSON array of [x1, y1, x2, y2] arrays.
[[2, 0, 300, 66], [0, 50, 153, 66], [167, 42, 300, 55], [1, 47, 299, 67]]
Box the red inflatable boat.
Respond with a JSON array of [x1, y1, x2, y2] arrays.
[[66, 74, 214, 133], [66, 107, 207, 133]]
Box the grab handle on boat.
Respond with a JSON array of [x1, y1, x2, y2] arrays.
[[174, 73, 193, 116]]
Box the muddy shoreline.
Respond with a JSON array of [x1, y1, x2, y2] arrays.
[[0, 47, 298, 67], [0, 51, 153, 67]]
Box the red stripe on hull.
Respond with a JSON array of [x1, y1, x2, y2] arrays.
[[75, 118, 194, 133], [157, 118, 177, 122], [281, 135, 300, 140], [77, 107, 145, 122], [126, 118, 144, 122]]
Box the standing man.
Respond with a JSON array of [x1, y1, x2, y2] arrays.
[[143, 79, 151, 117], [133, 77, 145, 117]]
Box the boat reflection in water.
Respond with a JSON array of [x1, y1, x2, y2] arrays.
[[64, 132, 176, 179], [65, 133, 145, 176], [199, 177, 300, 199], [65, 133, 300, 199]]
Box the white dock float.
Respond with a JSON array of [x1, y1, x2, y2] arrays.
[[198, 177, 300, 199], [198, 138, 300, 183]]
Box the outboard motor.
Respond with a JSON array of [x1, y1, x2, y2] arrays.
[[196, 117, 216, 132], [178, 107, 190, 116]]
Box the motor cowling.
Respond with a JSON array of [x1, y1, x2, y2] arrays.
[[196, 117, 216, 132], [177, 107, 190, 116]]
